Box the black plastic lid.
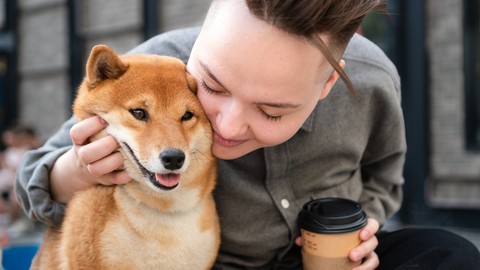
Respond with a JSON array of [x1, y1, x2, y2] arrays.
[[298, 198, 368, 234]]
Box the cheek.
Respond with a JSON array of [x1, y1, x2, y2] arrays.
[[197, 90, 216, 123], [252, 105, 315, 147], [251, 121, 303, 147]]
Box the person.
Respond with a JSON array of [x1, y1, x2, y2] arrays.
[[15, 0, 480, 269], [0, 125, 41, 245]]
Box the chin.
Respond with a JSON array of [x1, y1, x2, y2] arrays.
[[212, 144, 261, 160], [212, 149, 243, 160]]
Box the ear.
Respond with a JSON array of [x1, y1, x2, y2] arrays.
[[319, 59, 345, 100], [86, 45, 129, 89], [185, 71, 198, 94]]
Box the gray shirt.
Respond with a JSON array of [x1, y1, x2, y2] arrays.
[[16, 27, 406, 269]]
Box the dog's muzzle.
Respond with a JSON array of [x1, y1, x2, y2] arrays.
[[160, 148, 185, 170], [122, 143, 183, 191]]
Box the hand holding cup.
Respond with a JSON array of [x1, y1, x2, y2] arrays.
[[298, 198, 368, 270]]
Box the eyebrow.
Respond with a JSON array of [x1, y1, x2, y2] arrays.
[[199, 60, 301, 109], [200, 61, 227, 89], [256, 102, 301, 109]]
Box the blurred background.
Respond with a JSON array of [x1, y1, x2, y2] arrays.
[[0, 0, 479, 268]]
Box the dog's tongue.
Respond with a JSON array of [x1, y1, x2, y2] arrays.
[[155, 173, 180, 188]]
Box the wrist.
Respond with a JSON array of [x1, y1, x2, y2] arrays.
[[50, 148, 91, 203]]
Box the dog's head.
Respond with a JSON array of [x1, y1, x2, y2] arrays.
[[73, 45, 215, 202]]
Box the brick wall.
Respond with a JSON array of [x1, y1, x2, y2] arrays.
[[426, 0, 480, 207], [18, 0, 70, 140]]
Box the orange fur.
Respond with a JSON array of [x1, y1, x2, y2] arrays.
[[31, 45, 220, 270]]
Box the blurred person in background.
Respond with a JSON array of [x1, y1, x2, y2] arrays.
[[0, 124, 40, 246]]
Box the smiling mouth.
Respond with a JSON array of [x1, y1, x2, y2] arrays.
[[122, 143, 180, 190], [213, 132, 247, 147]]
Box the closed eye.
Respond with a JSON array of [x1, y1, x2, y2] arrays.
[[201, 78, 283, 122], [258, 109, 282, 122], [200, 80, 224, 95]]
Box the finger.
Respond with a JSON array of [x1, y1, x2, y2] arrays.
[[350, 235, 379, 262], [92, 170, 131, 187], [77, 136, 119, 165], [86, 151, 124, 177], [70, 116, 108, 145], [109, 170, 132, 185], [352, 251, 379, 270], [360, 218, 380, 241], [295, 236, 303, 246]]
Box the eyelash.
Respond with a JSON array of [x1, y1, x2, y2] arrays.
[[200, 80, 282, 122], [200, 80, 222, 95], [260, 111, 282, 122]]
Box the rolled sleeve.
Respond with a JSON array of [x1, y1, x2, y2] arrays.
[[15, 117, 75, 227]]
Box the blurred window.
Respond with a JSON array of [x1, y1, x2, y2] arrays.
[[360, 1, 400, 65], [0, 0, 17, 132], [465, 0, 480, 150], [68, 0, 159, 101]]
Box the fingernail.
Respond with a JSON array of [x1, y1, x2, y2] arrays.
[[361, 230, 370, 239], [98, 117, 107, 125], [351, 250, 360, 261]]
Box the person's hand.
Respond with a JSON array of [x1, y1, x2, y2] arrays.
[[350, 218, 380, 270], [50, 116, 131, 203], [295, 217, 380, 270], [70, 116, 130, 186]]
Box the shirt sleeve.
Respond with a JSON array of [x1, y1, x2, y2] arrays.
[[344, 34, 407, 224], [15, 117, 75, 227], [359, 92, 406, 224]]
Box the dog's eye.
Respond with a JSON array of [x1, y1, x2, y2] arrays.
[[181, 111, 194, 121], [130, 109, 149, 121]]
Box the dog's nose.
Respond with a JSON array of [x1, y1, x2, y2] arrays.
[[160, 149, 185, 170]]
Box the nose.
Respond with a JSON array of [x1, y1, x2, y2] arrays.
[[160, 148, 185, 170], [216, 100, 248, 139]]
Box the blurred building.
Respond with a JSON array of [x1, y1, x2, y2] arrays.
[[0, 0, 210, 140], [0, 0, 479, 227], [362, 0, 480, 227]]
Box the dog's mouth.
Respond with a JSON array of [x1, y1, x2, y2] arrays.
[[122, 143, 180, 190], [152, 172, 180, 190]]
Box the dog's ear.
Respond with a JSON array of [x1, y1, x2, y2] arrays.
[[86, 45, 129, 89], [185, 71, 197, 94]]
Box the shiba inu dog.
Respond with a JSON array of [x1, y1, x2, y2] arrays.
[[31, 45, 220, 270]]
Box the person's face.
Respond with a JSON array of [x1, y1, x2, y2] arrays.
[[187, 1, 340, 160]]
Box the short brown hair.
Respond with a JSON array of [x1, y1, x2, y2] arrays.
[[245, 0, 386, 94]]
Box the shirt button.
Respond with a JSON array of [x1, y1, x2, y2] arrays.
[[281, 199, 290, 209]]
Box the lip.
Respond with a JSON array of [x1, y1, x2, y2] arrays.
[[213, 132, 247, 147]]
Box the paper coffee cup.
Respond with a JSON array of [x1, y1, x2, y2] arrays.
[[298, 198, 368, 270]]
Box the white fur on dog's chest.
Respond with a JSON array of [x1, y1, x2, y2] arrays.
[[99, 195, 217, 269]]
